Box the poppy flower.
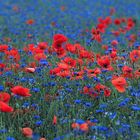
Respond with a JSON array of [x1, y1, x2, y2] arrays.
[[26, 19, 35, 25], [25, 67, 36, 73], [97, 56, 113, 70], [49, 67, 61, 75], [53, 115, 57, 125], [91, 32, 102, 43], [22, 127, 33, 138], [79, 123, 89, 132], [0, 92, 10, 103], [56, 70, 71, 78], [0, 44, 8, 52], [11, 86, 31, 97], [37, 42, 48, 50], [112, 76, 127, 93], [57, 63, 71, 70], [53, 34, 68, 45], [40, 138, 47, 140], [62, 57, 76, 68], [134, 68, 140, 78], [130, 50, 140, 62], [122, 66, 133, 78], [71, 123, 79, 129], [111, 40, 118, 46], [66, 43, 76, 54], [5, 49, 20, 62], [114, 18, 121, 25], [55, 47, 67, 58], [104, 88, 111, 97], [97, 23, 106, 33], [0, 101, 13, 112], [111, 30, 120, 37], [34, 53, 47, 61]]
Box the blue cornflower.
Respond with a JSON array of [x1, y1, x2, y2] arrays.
[[39, 59, 48, 66], [116, 61, 123, 67], [76, 119, 85, 124], [20, 77, 27, 82], [109, 112, 117, 120], [99, 104, 107, 108], [96, 109, 104, 113], [74, 99, 81, 104], [48, 81, 56, 86], [131, 105, 140, 111], [35, 120, 43, 126], [33, 115, 40, 119], [6, 137, 16, 140], [0, 128, 7, 133], [31, 87, 40, 93], [84, 102, 92, 107], [0, 85, 4, 91], [22, 102, 30, 108]]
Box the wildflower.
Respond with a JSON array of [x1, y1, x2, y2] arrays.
[[26, 19, 35, 25], [0, 85, 4, 91], [22, 127, 33, 138], [0, 101, 13, 112], [131, 105, 140, 111], [130, 50, 140, 62], [79, 123, 89, 132], [6, 136, 16, 140], [97, 56, 113, 71], [0, 92, 11, 103], [122, 66, 133, 78], [112, 76, 127, 93], [11, 86, 31, 97], [53, 115, 57, 125], [25, 67, 36, 73]]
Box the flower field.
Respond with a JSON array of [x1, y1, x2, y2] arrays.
[[0, 0, 140, 140]]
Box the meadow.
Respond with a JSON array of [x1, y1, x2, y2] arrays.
[[0, 0, 140, 140]]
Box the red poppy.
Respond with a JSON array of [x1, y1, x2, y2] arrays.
[[37, 42, 48, 50], [53, 115, 57, 125], [86, 68, 101, 78], [122, 66, 133, 78], [56, 47, 67, 58], [97, 56, 113, 70], [26, 19, 35, 25], [112, 76, 127, 93], [53, 34, 68, 45], [0, 44, 8, 52], [71, 123, 79, 129], [34, 53, 47, 61], [49, 67, 61, 75], [57, 62, 71, 70], [79, 123, 89, 132], [111, 40, 118, 46], [0, 92, 11, 103], [25, 67, 36, 73], [104, 88, 111, 97], [114, 18, 121, 25], [22, 127, 33, 138], [134, 68, 140, 78], [62, 57, 76, 68], [56, 70, 71, 78], [111, 30, 120, 37], [97, 23, 106, 33], [0, 101, 13, 112], [11, 86, 31, 97], [130, 50, 140, 62], [66, 43, 76, 54], [91, 28, 102, 43]]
